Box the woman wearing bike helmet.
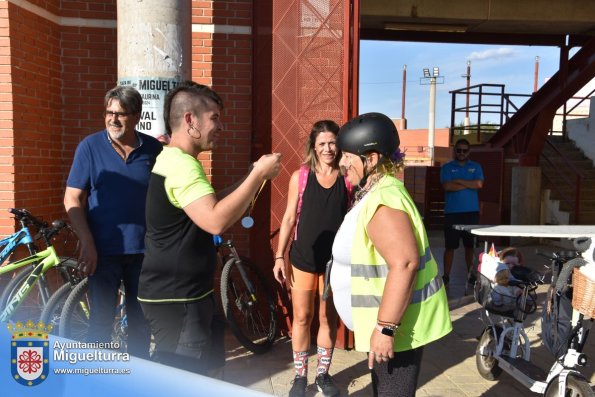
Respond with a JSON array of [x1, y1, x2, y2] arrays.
[[330, 112, 452, 397]]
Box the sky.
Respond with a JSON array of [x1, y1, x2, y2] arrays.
[[358, 41, 571, 129]]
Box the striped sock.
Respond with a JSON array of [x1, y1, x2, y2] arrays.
[[292, 350, 308, 377], [317, 346, 333, 375]]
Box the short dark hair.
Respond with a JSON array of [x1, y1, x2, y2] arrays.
[[455, 138, 470, 147], [104, 86, 142, 114], [163, 80, 224, 135]]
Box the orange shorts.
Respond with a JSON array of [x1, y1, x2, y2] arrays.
[[289, 265, 326, 295]]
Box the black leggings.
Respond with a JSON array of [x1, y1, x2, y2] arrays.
[[371, 346, 424, 397]]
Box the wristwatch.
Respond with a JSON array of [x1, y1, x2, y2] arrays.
[[375, 323, 395, 337]]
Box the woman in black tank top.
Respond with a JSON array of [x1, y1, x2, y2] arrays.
[[290, 171, 347, 273], [273, 120, 351, 396]]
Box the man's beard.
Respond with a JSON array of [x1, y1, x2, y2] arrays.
[[108, 125, 126, 140]]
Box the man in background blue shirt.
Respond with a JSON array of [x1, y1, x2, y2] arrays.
[[64, 86, 162, 358], [440, 138, 484, 286]]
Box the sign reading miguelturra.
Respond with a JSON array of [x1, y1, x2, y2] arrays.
[[117, 77, 180, 139]]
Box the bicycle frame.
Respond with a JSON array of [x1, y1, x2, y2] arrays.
[[0, 245, 61, 322], [215, 237, 258, 301], [0, 227, 37, 275]]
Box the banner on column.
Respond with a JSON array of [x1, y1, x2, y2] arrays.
[[118, 77, 180, 140]]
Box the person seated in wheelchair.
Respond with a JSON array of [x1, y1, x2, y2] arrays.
[[498, 246, 543, 284], [491, 267, 523, 312], [476, 252, 537, 316], [498, 246, 523, 271]]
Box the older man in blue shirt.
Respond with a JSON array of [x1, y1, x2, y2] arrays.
[[64, 86, 162, 358]]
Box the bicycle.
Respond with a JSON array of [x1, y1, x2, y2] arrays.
[[214, 235, 277, 354], [475, 237, 594, 397], [57, 277, 126, 351], [0, 208, 41, 269], [57, 235, 277, 355], [0, 215, 80, 323]]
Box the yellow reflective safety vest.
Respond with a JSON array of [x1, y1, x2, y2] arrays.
[[350, 175, 452, 352]]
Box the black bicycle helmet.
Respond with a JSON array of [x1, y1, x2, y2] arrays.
[[337, 112, 400, 157]]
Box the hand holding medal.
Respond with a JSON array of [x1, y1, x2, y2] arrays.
[[242, 179, 267, 229]]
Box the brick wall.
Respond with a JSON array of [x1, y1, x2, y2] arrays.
[[10, 3, 62, 225], [193, 0, 254, 252], [3, 1, 116, 239], [58, 0, 117, 214], [0, 2, 14, 234], [3, 0, 255, 256]]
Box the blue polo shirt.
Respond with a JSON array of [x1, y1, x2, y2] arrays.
[[440, 159, 484, 214], [66, 130, 162, 256]]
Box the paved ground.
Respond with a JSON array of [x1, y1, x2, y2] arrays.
[[220, 231, 595, 396]]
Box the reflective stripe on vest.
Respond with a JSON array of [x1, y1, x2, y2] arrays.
[[351, 246, 432, 279], [351, 273, 443, 308]]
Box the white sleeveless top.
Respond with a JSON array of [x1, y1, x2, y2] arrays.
[[330, 197, 367, 330]]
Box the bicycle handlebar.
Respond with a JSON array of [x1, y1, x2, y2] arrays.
[[33, 219, 68, 244], [9, 208, 48, 228], [573, 237, 592, 253]]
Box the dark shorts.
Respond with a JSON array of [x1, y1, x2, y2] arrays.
[[141, 295, 225, 375], [443, 212, 479, 249]]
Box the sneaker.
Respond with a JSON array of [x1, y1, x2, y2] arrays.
[[289, 375, 307, 397], [315, 373, 340, 397]]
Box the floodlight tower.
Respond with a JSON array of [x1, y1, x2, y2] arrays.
[[421, 67, 444, 165], [461, 61, 471, 129]]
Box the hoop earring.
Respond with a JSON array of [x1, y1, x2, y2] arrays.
[[187, 124, 202, 140]]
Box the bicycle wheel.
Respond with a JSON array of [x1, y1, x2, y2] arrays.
[[475, 326, 503, 380], [111, 285, 128, 352], [220, 256, 277, 354], [40, 281, 78, 333], [0, 267, 48, 323], [545, 374, 594, 397], [59, 277, 90, 342], [59, 278, 127, 349]]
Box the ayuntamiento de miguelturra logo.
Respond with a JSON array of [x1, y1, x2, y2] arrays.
[[9, 320, 51, 386]]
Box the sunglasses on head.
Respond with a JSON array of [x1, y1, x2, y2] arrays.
[[455, 148, 469, 154]]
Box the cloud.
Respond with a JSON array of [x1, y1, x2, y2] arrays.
[[467, 47, 518, 62]]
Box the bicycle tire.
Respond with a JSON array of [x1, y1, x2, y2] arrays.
[[59, 278, 127, 350], [59, 277, 90, 342], [57, 257, 83, 284], [0, 266, 48, 323], [220, 256, 277, 354], [40, 281, 77, 333]]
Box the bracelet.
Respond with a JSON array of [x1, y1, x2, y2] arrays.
[[274, 257, 284, 261], [377, 320, 400, 328]]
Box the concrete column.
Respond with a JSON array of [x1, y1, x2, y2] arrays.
[[511, 166, 541, 242], [117, 0, 191, 139]]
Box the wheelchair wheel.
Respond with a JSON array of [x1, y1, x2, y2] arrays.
[[476, 327, 503, 380], [545, 374, 594, 397]]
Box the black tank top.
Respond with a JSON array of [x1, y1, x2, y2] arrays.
[[289, 171, 348, 273]]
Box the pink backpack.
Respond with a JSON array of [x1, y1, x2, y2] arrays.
[[294, 165, 354, 240]]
